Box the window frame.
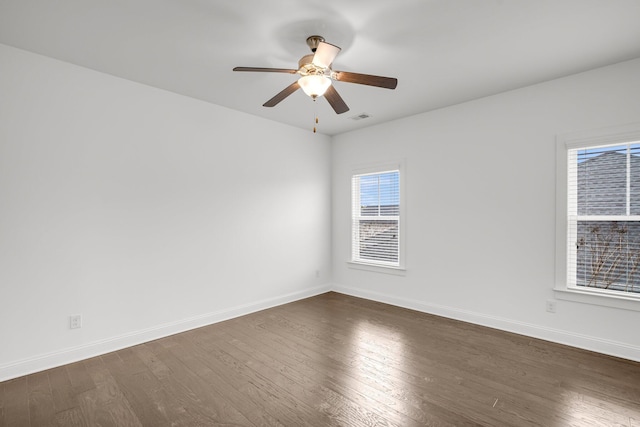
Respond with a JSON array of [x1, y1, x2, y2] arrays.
[[555, 123, 640, 311], [349, 161, 406, 274]]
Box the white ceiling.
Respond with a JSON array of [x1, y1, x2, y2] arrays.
[[1, 0, 640, 136]]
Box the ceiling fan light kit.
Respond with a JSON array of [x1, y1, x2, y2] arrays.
[[233, 35, 397, 122], [298, 74, 331, 98]]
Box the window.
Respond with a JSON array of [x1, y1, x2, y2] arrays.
[[351, 168, 401, 268], [556, 123, 640, 310], [568, 142, 640, 294]]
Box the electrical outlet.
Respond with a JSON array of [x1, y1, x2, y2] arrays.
[[315, 270, 320, 278], [70, 315, 82, 329], [546, 300, 557, 313]]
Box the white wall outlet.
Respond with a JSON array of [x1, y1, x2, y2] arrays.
[[546, 300, 557, 313], [70, 314, 82, 329], [315, 269, 320, 278]]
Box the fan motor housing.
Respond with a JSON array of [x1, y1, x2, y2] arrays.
[[298, 54, 331, 78], [298, 54, 315, 69]]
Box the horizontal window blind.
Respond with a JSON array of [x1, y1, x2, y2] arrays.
[[567, 142, 640, 294], [352, 170, 400, 266]]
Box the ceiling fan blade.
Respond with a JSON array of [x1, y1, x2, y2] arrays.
[[334, 71, 398, 89], [324, 85, 349, 114], [233, 67, 297, 74], [263, 81, 300, 107], [312, 42, 341, 68]]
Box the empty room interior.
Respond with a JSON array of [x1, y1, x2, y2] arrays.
[[1, 1, 640, 425]]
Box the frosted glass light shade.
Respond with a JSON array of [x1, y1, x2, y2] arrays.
[[298, 75, 331, 98]]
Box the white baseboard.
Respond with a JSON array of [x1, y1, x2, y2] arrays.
[[0, 284, 332, 382], [332, 284, 640, 363], [3, 282, 637, 382]]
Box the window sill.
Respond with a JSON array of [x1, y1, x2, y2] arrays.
[[554, 287, 640, 312], [347, 261, 406, 276]]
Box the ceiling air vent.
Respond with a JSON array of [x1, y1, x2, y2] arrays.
[[351, 113, 371, 121]]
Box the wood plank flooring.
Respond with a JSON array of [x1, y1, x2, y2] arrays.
[[2, 292, 640, 426]]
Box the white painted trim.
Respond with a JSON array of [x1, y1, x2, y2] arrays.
[[350, 159, 407, 270], [555, 122, 640, 311], [346, 261, 406, 276], [4, 281, 638, 382], [0, 284, 332, 382], [554, 288, 640, 311], [560, 122, 640, 150], [332, 284, 640, 363], [351, 160, 404, 176]]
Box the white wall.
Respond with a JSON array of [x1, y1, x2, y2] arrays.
[[0, 43, 332, 380], [332, 58, 640, 361], [2, 42, 639, 382]]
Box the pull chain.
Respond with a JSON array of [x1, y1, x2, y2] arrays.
[[312, 98, 318, 133]]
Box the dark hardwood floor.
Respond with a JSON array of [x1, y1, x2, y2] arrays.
[[2, 292, 640, 426]]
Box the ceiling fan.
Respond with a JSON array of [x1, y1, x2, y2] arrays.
[[233, 35, 397, 115]]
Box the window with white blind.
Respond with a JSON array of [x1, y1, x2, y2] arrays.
[[568, 142, 640, 295], [351, 169, 401, 268], [557, 124, 640, 309]]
